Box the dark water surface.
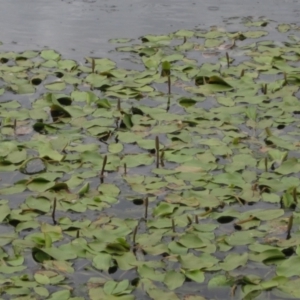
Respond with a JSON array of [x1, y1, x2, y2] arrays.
[[1, 2, 300, 300], [0, 0, 300, 60]]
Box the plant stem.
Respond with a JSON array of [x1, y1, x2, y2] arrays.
[[52, 197, 57, 225], [160, 150, 165, 167], [144, 197, 148, 219], [240, 69, 245, 78], [287, 215, 293, 240], [168, 76, 171, 95], [226, 52, 230, 68], [155, 136, 159, 168], [100, 155, 107, 183], [92, 58, 95, 73]]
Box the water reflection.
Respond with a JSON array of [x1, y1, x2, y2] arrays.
[[0, 0, 299, 59]]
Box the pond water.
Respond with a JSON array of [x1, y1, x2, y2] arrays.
[[1, 0, 300, 60], [1, 1, 300, 300]]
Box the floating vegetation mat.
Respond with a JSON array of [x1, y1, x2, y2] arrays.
[[1, 18, 300, 300]]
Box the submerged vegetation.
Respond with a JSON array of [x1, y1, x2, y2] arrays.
[[1, 18, 300, 299]]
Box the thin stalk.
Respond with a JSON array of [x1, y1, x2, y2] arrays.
[[167, 76, 171, 95], [252, 183, 258, 197], [144, 197, 148, 220], [124, 163, 127, 175], [76, 230, 80, 238], [61, 142, 69, 154], [226, 52, 230, 68], [91, 58, 95, 73], [13, 119, 17, 134], [252, 183, 258, 191], [132, 218, 146, 250], [117, 99, 121, 111], [52, 198, 57, 225], [172, 218, 175, 233], [195, 215, 199, 224], [240, 69, 245, 78], [262, 83, 267, 95], [231, 284, 237, 297], [160, 150, 165, 167], [100, 155, 107, 183], [235, 215, 257, 225], [283, 72, 287, 85], [287, 215, 293, 240], [200, 208, 213, 217], [132, 225, 138, 246], [166, 96, 171, 112], [234, 195, 244, 206], [115, 118, 119, 129], [155, 136, 160, 168], [187, 215, 193, 225], [115, 134, 119, 143]]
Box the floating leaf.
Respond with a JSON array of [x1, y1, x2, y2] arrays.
[[41, 49, 61, 61], [164, 270, 185, 290], [45, 82, 66, 91]]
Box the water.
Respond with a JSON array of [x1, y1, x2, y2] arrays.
[[0, 2, 299, 299], [0, 0, 299, 60]]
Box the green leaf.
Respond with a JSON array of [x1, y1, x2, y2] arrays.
[[179, 253, 218, 270], [225, 231, 256, 246], [113, 280, 130, 295], [277, 256, 300, 277], [35, 246, 77, 261], [277, 24, 291, 33], [11, 83, 35, 94], [108, 143, 123, 154], [41, 49, 61, 61], [0, 203, 10, 222], [208, 275, 230, 288], [184, 270, 205, 283], [98, 183, 120, 197], [92, 253, 112, 271], [245, 105, 257, 121], [174, 29, 194, 38], [38, 142, 64, 161], [178, 233, 205, 249], [45, 82, 66, 91], [97, 98, 111, 108], [243, 31, 268, 38], [153, 202, 178, 217], [137, 264, 165, 282], [0, 142, 18, 157], [48, 290, 70, 300], [103, 281, 117, 295], [213, 172, 246, 187], [78, 182, 90, 196], [220, 253, 248, 271], [34, 273, 51, 285], [164, 270, 185, 290]]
